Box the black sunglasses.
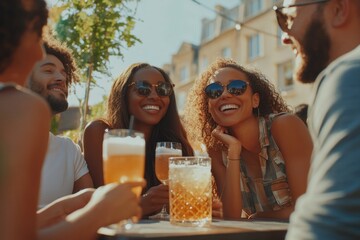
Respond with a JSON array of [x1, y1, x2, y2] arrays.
[[273, 0, 329, 32], [129, 80, 174, 97], [205, 80, 249, 99]]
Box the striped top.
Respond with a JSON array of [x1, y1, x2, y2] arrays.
[[223, 113, 293, 215]]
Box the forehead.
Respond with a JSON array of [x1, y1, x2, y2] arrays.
[[211, 67, 248, 83], [22, 0, 35, 11], [36, 54, 64, 69], [133, 67, 165, 82]]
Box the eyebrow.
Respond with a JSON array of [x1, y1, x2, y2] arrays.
[[40, 62, 66, 73], [40, 62, 57, 68]]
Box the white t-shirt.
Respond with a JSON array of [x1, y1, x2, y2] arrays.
[[38, 132, 89, 208]]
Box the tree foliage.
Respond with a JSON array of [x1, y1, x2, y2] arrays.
[[54, 0, 140, 76], [51, 0, 141, 132]]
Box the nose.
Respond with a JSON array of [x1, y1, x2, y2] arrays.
[[147, 86, 160, 98], [219, 87, 232, 99]]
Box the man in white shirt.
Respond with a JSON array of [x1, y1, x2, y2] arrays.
[[27, 36, 93, 208]]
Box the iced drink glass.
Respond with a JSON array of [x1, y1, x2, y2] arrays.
[[169, 156, 212, 227], [102, 129, 145, 230]]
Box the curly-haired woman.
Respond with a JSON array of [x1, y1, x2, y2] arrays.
[[183, 58, 312, 220]]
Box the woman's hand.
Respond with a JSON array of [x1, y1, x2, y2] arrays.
[[141, 184, 169, 217], [211, 126, 242, 158], [212, 198, 223, 219]]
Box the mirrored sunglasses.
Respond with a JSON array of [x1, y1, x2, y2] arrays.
[[204, 80, 249, 99], [129, 80, 174, 97]]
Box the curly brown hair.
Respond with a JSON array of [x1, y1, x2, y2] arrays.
[[106, 63, 194, 190], [183, 58, 290, 151], [0, 0, 48, 73], [43, 34, 80, 86]]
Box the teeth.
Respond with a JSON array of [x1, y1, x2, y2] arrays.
[[220, 104, 239, 112], [143, 105, 160, 111], [50, 88, 65, 95]]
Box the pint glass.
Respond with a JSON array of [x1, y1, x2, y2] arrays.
[[102, 129, 145, 229]]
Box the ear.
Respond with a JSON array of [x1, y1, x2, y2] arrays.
[[329, 0, 350, 27], [252, 92, 260, 108]]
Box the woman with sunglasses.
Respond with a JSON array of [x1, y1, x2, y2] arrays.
[[83, 62, 194, 218], [183, 58, 312, 220]]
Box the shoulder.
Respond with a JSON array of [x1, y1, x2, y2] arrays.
[[84, 119, 109, 135], [270, 113, 307, 139], [0, 88, 50, 129], [83, 119, 109, 145], [52, 134, 81, 151]]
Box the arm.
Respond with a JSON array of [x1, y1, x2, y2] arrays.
[[211, 126, 244, 219], [0, 90, 50, 239], [73, 173, 94, 193], [37, 181, 145, 240], [73, 140, 94, 192], [83, 120, 109, 188], [256, 114, 312, 219], [37, 189, 94, 228]]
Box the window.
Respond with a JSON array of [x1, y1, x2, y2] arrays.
[[277, 61, 294, 91], [221, 47, 231, 58], [180, 66, 189, 83], [200, 57, 208, 73], [246, 0, 263, 18], [222, 7, 238, 31], [248, 34, 262, 61], [203, 21, 215, 41]]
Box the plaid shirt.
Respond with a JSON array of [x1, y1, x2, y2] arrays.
[[224, 113, 293, 215]]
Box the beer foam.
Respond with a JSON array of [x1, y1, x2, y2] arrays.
[[103, 136, 145, 157], [156, 146, 182, 156]]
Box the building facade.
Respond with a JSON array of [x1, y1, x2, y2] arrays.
[[164, 0, 312, 114]]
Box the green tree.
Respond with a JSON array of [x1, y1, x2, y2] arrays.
[[52, 0, 140, 133]]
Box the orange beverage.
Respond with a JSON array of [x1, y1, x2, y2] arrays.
[[169, 157, 212, 227], [155, 147, 182, 184], [103, 154, 144, 196], [103, 130, 145, 196]]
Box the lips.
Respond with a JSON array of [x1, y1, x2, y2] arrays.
[[48, 84, 67, 97], [220, 104, 239, 112]]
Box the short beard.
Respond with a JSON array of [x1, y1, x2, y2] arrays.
[[28, 76, 68, 114], [47, 95, 68, 114], [295, 13, 330, 84]]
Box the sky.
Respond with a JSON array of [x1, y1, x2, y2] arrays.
[[47, 0, 241, 106]]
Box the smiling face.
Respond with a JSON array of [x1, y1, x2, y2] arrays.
[[281, 0, 330, 83], [28, 54, 68, 114], [127, 66, 170, 129], [207, 67, 259, 127]]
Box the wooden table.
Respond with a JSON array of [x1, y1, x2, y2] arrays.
[[98, 219, 288, 240]]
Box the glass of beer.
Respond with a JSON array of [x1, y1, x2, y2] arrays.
[[150, 142, 182, 220], [169, 156, 212, 227], [102, 129, 145, 230]]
